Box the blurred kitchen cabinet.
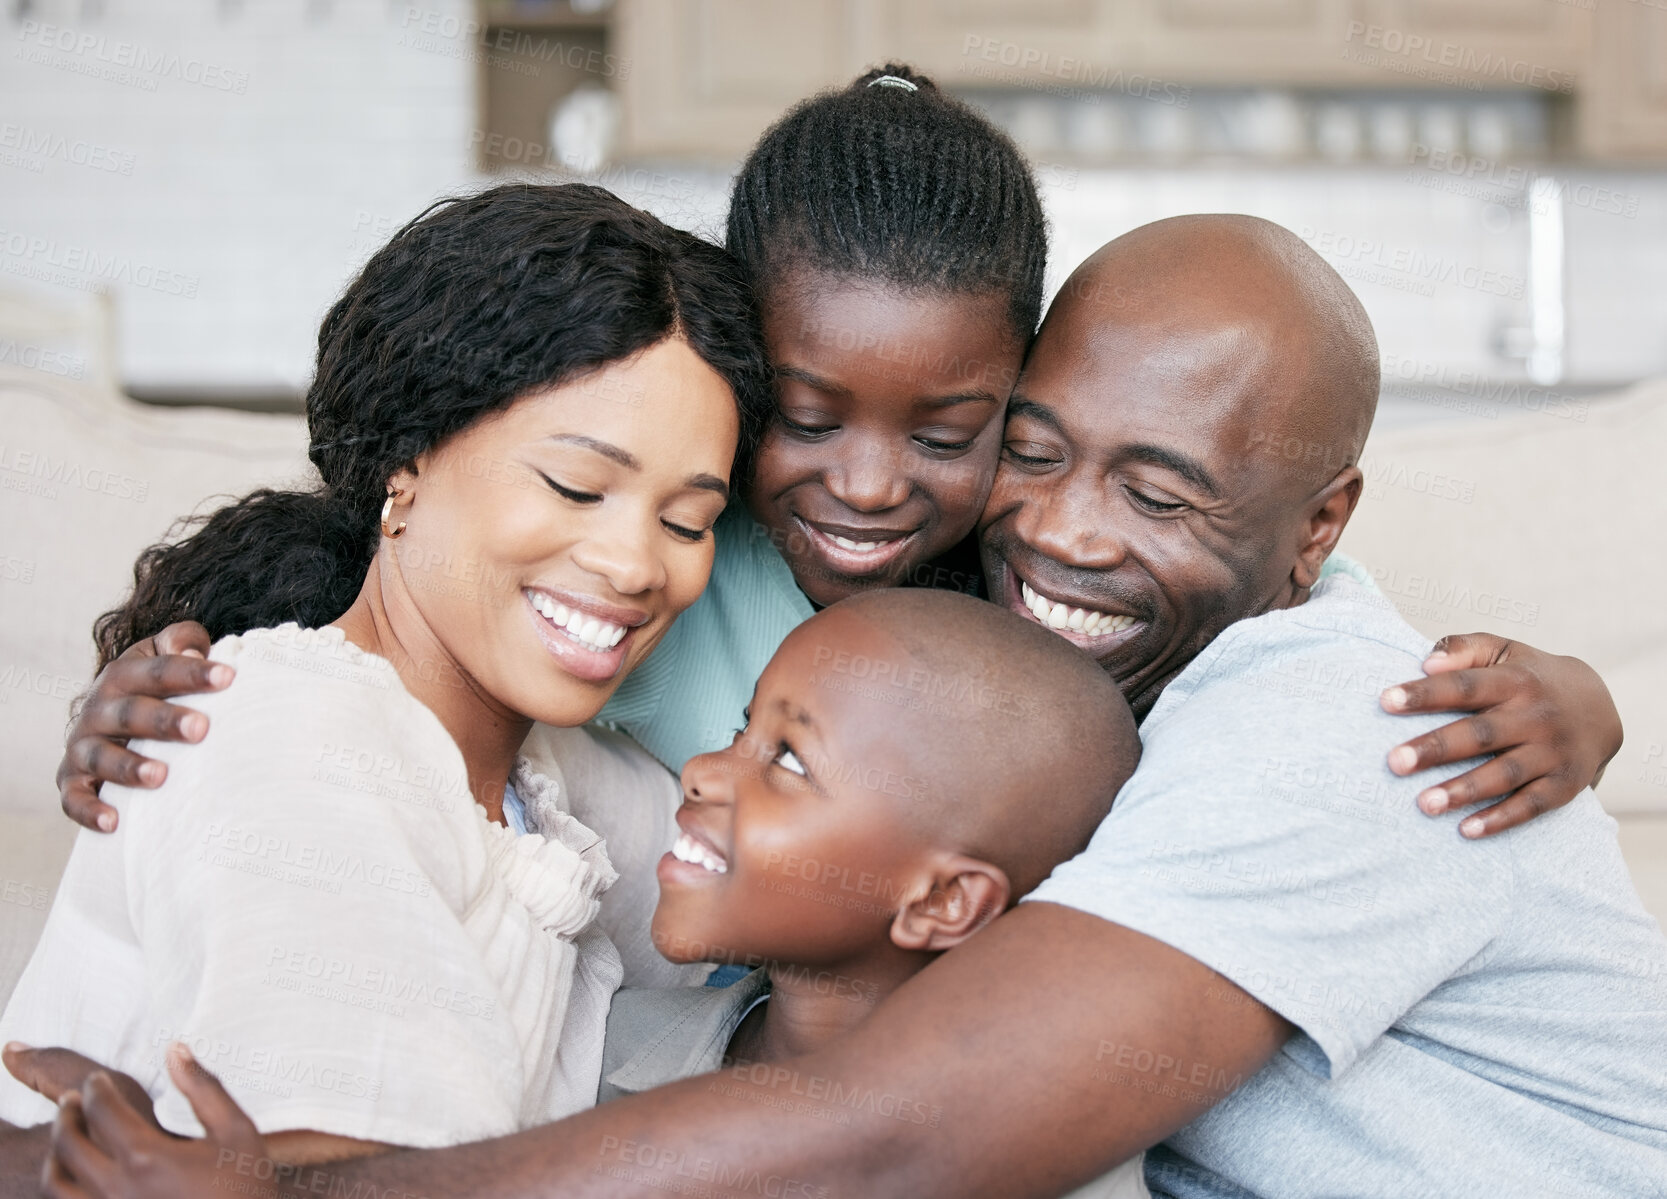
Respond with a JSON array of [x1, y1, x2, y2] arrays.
[[614, 0, 893, 157], [1579, 0, 1667, 160], [1133, 0, 1368, 86], [884, 0, 1126, 83], [1354, 0, 1589, 92]]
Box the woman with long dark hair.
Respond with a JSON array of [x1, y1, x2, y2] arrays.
[[0, 183, 771, 1162]]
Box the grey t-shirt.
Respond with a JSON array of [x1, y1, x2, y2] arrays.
[[1027, 573, 1667, 1199]]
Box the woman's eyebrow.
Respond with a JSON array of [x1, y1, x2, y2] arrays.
[[686, 474, 729, 498], [547, 434, 639, 469], [548, 435, 726, 498]]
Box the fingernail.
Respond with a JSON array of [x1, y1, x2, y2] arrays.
[[1388, 746, 1417, 774], [182, 648, 205, 659], [97, 811, 117, 833], [170, 1041, 195, 1064], [207, 664, 234, 688], [138, 760, 165, 786], [1420, 788, 1447, 815], [1460, 817, 1484, 838], [1426, 650, 1449, 661], [1382, 686, 1407, 710], [3, 1041, 27, 1055], [182, 712, 209, 740]]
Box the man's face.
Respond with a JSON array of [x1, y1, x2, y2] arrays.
[[978, 299, 1307, 717]]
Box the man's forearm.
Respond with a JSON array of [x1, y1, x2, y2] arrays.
[[302, 904, 1291, 1199], [0, 1124, 49, 1199]]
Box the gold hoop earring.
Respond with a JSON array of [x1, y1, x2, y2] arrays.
[[381, 491, 407, 539]]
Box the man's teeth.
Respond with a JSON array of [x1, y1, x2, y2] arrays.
[[671, 832, 727, 874], [1020, 580, 1136, 637], [828, 533, 889, 553], [527, 592, 627, 651]]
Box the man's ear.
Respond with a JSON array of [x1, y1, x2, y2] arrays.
[[1292, 465, 1363, 590], [890, 855, 1011, 954]]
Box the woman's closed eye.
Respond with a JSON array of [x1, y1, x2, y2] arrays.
[[662, 518, 710, 543], [539, 473, 601, 505]]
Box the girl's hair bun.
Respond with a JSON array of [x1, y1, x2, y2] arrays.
[[851, 63, 940, 94]]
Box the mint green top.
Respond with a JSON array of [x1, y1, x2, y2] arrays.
[[595, 498, 1376, 774], [595, 502, 814, 773]]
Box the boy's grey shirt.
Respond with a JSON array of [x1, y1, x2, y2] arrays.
[[1028, 572, 1667, 1198], [598, 968, 771, 1102]]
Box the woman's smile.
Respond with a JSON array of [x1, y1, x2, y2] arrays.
[[522, 587, 640, 683]]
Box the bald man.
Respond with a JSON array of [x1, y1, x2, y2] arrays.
[[20, 219, 1666, 1198]]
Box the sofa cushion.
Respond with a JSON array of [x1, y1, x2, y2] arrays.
[[0, 370, 308, 1010]]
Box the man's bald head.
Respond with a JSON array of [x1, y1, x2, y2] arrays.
[[1063, 214, 1378, 491], [976, 215, 1381, 716]]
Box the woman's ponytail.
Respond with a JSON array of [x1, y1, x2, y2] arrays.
[[92, 488, 375, 670]]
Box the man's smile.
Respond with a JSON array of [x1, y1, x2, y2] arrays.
[[1003, 567, 1148, 653]]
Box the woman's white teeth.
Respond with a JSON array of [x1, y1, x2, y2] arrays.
[[672, 833, 727, 874], [829, 534, 887, 553], [528, 592, 627, 651], [1020, 581, 1136, 637]]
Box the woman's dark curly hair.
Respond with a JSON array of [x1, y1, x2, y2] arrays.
[[93, 183, 774, 669], [726, 63, 1048, 343]]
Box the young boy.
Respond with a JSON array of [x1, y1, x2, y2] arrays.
[[598, 588, 1149, 1198]]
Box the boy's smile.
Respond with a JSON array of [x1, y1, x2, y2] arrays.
[[652, 612, 935, 968]]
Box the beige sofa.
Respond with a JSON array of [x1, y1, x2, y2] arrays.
[[2, 362, 1664, 1011]]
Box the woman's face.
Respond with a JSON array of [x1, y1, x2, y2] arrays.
[[747, 271, 1025, 607], [388, 336, 740, 728]]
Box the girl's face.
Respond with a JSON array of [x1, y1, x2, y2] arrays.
[[747, 271, 1025, 606], [387, 336, 739, 729]]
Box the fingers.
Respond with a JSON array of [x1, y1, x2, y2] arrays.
[[56, 764, 121, 833], [1381, 667, 1515, 724], [1385, 707, 1518, 777], [165, 1044, 258, 1145], [79, 692, 213, 747], [59, 733, 173, 833], [41, 1149, 95, 1199], [1409, 746, 1557, 815], [48, 1094, 113, 1199], [3, 1043, 102, 1104], [1454, 780, 1567, 839], [1423, 632, 1513, 673], [88, 647, 228, 723], [80, 1072, 164, 1157], [151, 621, 214, 659]]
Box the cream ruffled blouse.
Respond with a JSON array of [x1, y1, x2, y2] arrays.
[[0, 624, 687, 1146]]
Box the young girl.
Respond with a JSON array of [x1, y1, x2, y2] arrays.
[[59, 66, 1620, 847], [0, 184, 773, 1165]]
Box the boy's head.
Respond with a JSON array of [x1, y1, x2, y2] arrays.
[[652, 589, 1139, 971], [728, 64, 1046, 606]]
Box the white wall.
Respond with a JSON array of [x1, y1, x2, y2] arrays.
[[2, 0, 1664, 395], [3, 0, 483, 391]]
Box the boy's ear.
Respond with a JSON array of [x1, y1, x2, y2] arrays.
[[890, 855, 1011, 954]]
